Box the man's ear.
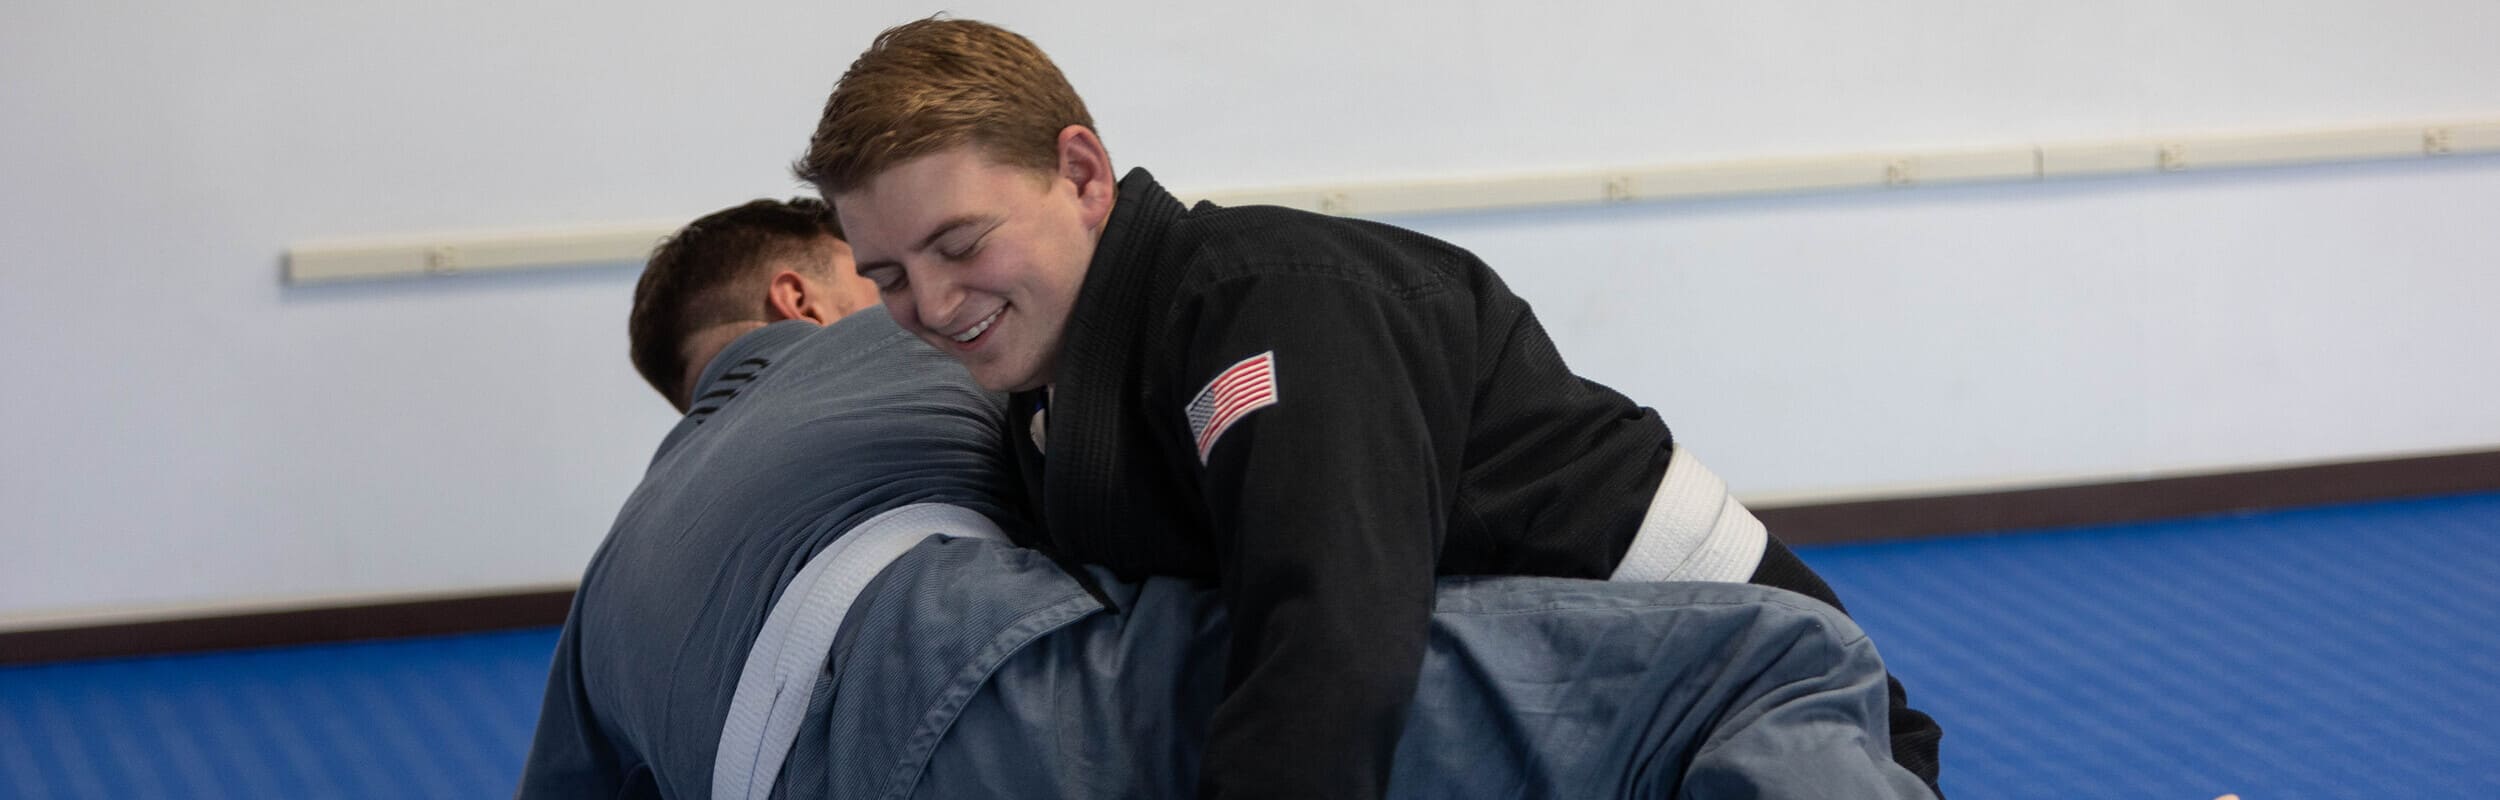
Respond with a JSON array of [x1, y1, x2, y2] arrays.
[[765, 271, 830, 325], [1055, 125, 1117, 230]]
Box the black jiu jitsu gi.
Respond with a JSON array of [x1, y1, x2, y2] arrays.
[[1008, 168, 1944, 799]]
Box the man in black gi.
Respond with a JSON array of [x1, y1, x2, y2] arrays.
[[799, 18, 1944, 798]]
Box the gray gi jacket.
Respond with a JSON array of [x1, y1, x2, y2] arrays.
[[780, 535, 1931, 799], [518, 313, 1024, 799]]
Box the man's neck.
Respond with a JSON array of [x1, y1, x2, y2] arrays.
[[677, 321, 772, 406]]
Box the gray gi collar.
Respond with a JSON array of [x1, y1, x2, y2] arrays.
[[686, 320, 816, 415], [689, 313, 912, 415]]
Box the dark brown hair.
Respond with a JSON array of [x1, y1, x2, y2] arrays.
[[628, 197, 842, 410]]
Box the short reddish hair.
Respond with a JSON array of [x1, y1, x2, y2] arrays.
[[795, 17, 1095, 194]]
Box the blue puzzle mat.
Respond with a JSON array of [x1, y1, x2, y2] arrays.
[[1804, 492, 2500, 799], [5, 492, 2498, 798]]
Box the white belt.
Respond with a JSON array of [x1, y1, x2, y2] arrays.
[[1609, 447, 1768, 583], [713, 503, 1008, 800]]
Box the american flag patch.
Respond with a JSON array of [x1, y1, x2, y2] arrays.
[[1186, 351, 1279, 463]]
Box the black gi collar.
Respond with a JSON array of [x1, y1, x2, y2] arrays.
[[1013, 167, 1192, 561]]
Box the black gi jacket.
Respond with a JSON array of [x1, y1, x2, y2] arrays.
[[1012, 169, 1942, 798]]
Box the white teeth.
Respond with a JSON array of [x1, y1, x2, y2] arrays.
[[951, 309, 1002, 343]]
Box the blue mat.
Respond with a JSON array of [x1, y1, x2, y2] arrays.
[[4, 492, 2497, 798], [0, 629, 555, 798], [1804, 492, 2500, 799]]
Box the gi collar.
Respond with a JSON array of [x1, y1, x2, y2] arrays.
[[1016, 167, 1192, 549], [687, 313, 909, 415], [686, 319, 817, 413], [1061, 167, 1190, 386]]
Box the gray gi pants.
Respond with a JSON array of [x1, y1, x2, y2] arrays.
[[780, 536, 1934, 799]]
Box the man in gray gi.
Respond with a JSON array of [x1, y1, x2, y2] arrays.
[[516, 198, 1932, 799]]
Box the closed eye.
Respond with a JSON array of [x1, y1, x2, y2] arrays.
[[940, 224, 998, 261]]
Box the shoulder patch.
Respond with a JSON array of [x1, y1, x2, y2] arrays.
[[1186, 351, 1279, 464]]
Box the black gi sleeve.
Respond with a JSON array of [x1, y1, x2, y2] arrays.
[[1170, 272, 1468, 800]]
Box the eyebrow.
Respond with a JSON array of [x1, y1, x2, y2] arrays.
[[858, 214, 991, 274]]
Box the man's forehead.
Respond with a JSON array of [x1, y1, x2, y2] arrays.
[[836, 150, 1033, 251], [835, 154, 964, 228]]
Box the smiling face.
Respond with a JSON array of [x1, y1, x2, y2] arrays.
[[836, 135, 1115, 392]]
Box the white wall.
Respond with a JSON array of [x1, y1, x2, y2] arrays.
[[5, 0, 2497, 623]]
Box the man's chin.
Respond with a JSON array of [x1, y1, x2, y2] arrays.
[[951, 347, 1046, 393], [969, 366, 1033, 394]]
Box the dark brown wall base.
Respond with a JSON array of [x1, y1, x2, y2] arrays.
[[1758, 449, 2500, 545], [7, 449, 2495, 665], [1, 590, 574, 666]]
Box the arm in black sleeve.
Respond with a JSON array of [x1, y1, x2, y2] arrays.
[[1751, 537, 1947, 796], [1175, 273, 1464, 800]]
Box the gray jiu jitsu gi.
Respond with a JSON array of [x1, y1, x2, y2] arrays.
[[520, 313, 1025, 799], [762, 536, 1932, 799]]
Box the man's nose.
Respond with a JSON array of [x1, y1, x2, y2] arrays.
[[908, 270, 966, 332]]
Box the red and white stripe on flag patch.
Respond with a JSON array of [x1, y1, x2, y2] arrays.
[[1186, 351, 1279, 463]]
